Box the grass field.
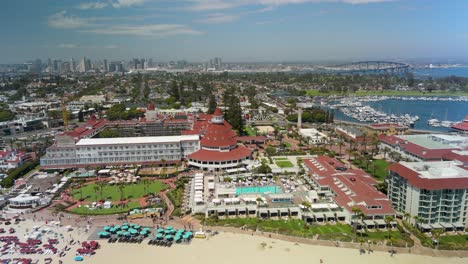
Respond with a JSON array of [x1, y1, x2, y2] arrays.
[[203, 218, 353, 240], [243, 126, 257, 136], [353, 159, 390, 181], [70, 201, 141, 215], [438, 234, 468, 250], [307, 90, 468, 97], [274, 157, 289, 161], [71, 181, 168, 202], [275, 160, 294, 168], [203, 217, 412, 245]]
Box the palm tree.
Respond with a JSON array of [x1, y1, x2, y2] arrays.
[[143, 179, 150, 196], [403, 212, 410, 222], [384, 215, 394, 240], [351, 207, 364, 237], [93, 186, 99, 203], [413, 215, 420, 227], [370, 133, 379, 157], [118, 183, 125, 201], [337, 135, 345, 156]]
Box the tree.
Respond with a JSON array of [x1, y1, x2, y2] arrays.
[[118, 183, 125, 201], [384, 215, 394, 240], [207, 94, 217, 114], [351, 207, 364, 237], [337, 135, 345, 156]]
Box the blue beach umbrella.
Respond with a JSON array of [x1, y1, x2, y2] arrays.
[[74, 256, 84, 261], [155, 233, 163, 239], [165, 235, 173, 241], [157, 228, 164, 233]]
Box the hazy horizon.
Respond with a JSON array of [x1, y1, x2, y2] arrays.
[[1, 0, 468, 64]]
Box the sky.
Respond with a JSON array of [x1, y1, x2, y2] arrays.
[[0, 0, 468, 63]]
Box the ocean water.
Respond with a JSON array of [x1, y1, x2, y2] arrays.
[[334, 99, 468, 132], [411, 67, 468, 78]]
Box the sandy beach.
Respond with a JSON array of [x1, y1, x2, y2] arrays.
[[79, 232, 466, 264]]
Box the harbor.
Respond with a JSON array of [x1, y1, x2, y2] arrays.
[[328, 96, 468, 132]]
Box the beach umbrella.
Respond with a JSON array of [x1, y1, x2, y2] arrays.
[[74, 256, 84, 261], [177, 228, 185, 233], [174, 236, 182, 243], [155, 233, 163, 239], [165, 235, 173, 241], [124, 231, 131, 237], [103, 226, 111, 231], [185, 231, 193, 237], [129, 229, 138, 235], [133, 225, 141, 229], [117, 231, 123, 237], [109, 228, 116, 233], [123, 222, 129, 226], [114, 225, 121, 230], [143, 227, 151, 232], [182, 234, 190, 239], [140, 231, 147, 236], [166, 226, 173, 230], [121, 225, 129, 230], [157, 228, 164, 233]]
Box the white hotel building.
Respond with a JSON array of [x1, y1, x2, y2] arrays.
[[40, 135, 200, 169], [388, 161, 468, 231]]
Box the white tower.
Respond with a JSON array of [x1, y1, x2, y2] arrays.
[[297, 108, 302, 129]]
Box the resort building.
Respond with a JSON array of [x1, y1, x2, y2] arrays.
[[335, 126, 365, 142], [380, 134, 468, 161], [388, 161, 468, 231], [186, 108, 252, 171], [40, 135, 199, 169], [41, 106, 251, 170], [0, 150, 32, 171], [303, 156, 396, 229], [366, 123, 409, 135], [299, 128, 328, 145]]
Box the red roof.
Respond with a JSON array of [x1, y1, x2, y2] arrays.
[[200, 121, 237, 148], [188, 145, 251, 162], [213, 107, 222, 116], [237, 136, 267, 143], [389, 163, 468, 190], [380, 135, 457, 160], [451, 119, 468, 131], [443, 151, 468, 164], [304, 156, 394, 216]]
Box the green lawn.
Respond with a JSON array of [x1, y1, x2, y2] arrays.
[[274, 157, 289, 161], [275, 160, 294, 168], [353, 159, 390, 181], [438, 235, 468, 250], [361, 231, 414, 247], [71, 181, 168, 202], [307, 90, 468, 97], [243, 126, 257, 136], [203, 218, 354, 240], [70, 201, 141, 215]]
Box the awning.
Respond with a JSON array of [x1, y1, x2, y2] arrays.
[[418, 223, 432, 230], [363, 220, 375, 226], [374, 219, 386, 226], [452, 223, 465, 228], [430, 223, 444, 229]]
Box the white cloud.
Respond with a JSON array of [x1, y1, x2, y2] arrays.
[[80, 24, 202, 37], [47, 11, 91, 29], [57, 43, 79, 48], [187, 0, 397, 11], [197, 13, 240, 24], [104, 44, 119, 48], [112, 0, 149, 8], [77, 2, 108, 10]]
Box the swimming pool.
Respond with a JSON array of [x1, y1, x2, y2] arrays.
[[235, 186, 282, 195]]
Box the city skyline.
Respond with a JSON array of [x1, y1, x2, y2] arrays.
[[1, 0, 468, 63]]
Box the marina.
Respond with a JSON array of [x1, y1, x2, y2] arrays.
[[329, 96, 468, 132]]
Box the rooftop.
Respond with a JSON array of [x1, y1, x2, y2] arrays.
[[76, 135, 199, 146], [399, 161, 468, 180], [396, 134, 467, 150]]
